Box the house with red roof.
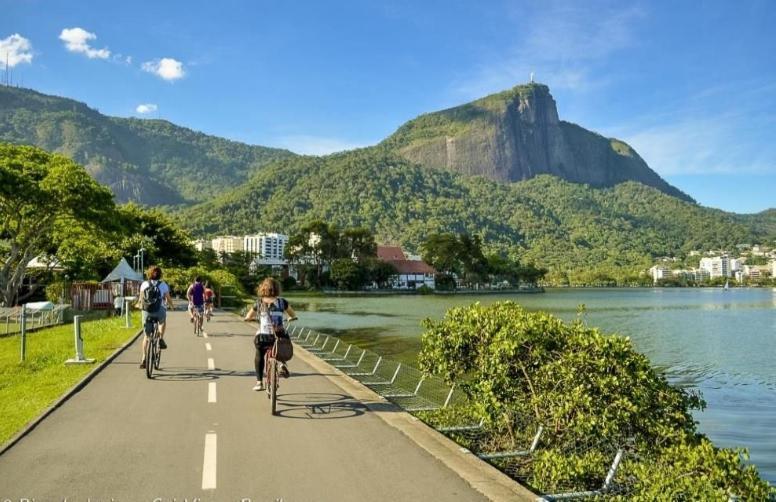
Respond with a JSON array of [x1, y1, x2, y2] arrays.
[[377, 245, 436, 289]]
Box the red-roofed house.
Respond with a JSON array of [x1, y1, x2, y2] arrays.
[[377, 245, 436, 289]]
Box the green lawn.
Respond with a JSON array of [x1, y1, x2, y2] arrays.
[[0, 313, 141, 445]]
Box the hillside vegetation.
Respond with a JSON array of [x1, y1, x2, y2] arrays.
[[179, 148, 768, 281], [0, 86, 294, 205]]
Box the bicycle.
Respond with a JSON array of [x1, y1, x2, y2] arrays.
[[144, 316, 162, 379], [263, 317, 296, 416], [192, 304, 204, 336]]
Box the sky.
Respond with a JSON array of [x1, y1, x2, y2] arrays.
[[1, 0, 774, 213]]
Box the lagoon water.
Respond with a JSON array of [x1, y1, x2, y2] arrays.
[[291, 288, 776, 482]]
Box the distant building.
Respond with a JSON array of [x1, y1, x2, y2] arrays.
[[211, 236, 244, 255], [377, 245, 436, 289], [743, 265, 771, 280], [692, 268, 711, 282], [244, 233, 289, 265], [649, 265, 672, 284], [700, 256, 730, 278], [192, 239, 212, 252], [730, 258, 744, 272]]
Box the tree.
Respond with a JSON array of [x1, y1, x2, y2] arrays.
[[285, 220, 340, 287], [330, 258, 367, 290], [363, 257, 397, 288], [339, 227, 377, 260], [0, 144, 115, 306], [420, 233, 461, 275], [115, 204, 196, 268]]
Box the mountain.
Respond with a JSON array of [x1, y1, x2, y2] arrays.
[[383, 83, 693, 202], [0, 86, 294, 205], [178, 147, 769, 279]]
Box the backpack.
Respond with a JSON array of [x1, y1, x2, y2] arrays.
[[142, 281, 162, 313], [259, 298, 287, 336]]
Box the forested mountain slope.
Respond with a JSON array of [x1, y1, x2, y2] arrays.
[[0, 86, 294, 205], [179, 148, 766, 279]]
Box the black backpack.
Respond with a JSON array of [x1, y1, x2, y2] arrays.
[[142, 281, 162, 313]]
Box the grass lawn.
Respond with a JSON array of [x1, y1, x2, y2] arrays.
[[0, 312, 140, 445]]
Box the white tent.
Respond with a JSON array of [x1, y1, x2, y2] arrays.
[[101, 258, 143, 283]]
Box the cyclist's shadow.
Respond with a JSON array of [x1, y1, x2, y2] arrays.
[[151, 367, 253, 381], [274, 392, 367, 420]]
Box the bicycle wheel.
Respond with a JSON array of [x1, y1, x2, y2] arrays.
[[153, 334, 161, 370], [145, 336, 154, 379], [269, 358, 278, 416]]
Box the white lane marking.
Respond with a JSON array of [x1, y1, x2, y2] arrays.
[[207, 358, 215, 370], [202, 432, 217, 489], [208, 382, 217, 403], [205, 342, 212, 351], [203, 332, 208, 338]]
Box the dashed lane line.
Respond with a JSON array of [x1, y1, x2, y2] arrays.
[[208, 382, 217, 403], [207, 358, 215, 370], [202, 432, 217, 490], [205, 342, 212, 351]]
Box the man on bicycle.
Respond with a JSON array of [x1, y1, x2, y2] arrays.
[[187, 277, 206, 323], [204, 282, 214, 320], [138, 265, 173, 369]]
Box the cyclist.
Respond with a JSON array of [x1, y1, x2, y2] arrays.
[[138, 265, 172, 369], [187, 276, 206, 324], [203, 281, 215, 320], [244, 277, 296, 391]]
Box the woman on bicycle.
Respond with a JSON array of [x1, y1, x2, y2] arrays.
[[244, 277, 296, 391]]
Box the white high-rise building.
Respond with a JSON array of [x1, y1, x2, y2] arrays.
[[192, 239, 212, 252], [649, 265, 672, 283], [244, 233, 289, 265], [211, 236, 244, 255], [699, 255, 730, 278]]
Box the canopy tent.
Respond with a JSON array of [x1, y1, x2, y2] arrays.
[[101, 258, 143, 283]]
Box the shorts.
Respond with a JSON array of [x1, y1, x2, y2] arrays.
[[190, 304, 204, 314], [141, 309, 166, 326]]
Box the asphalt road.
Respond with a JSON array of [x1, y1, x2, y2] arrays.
[[0, 310, 489, 502]]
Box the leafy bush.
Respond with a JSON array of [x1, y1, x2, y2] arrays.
[[418, 302, 773, 498], [45, 281, 67, 303]]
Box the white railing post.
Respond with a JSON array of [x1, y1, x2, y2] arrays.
[[19, 305, 27, 362], [66, 315, 95, 365]]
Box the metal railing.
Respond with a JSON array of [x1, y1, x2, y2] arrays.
[[287, 324, 632, 500], [1, 305, 69, 336]]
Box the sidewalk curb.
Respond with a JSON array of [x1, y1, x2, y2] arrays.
[[288, 331, 537, 502], [0, 326, 144, 457]]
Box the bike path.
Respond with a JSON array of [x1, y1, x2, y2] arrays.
[[0, 310, 489, 501]]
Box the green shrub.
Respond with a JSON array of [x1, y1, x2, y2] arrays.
[[418, 301, 773, 498]]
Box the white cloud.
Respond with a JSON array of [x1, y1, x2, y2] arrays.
[[623, 118, 775, 176], [452, 2, 644, 99], [59, 27, 110, 59], [274, 135, 368, 155], [0, 34, 33, 67], [609, 81, 776, 177], [142, 58, 185, 81], [135, 103, 158, 114]]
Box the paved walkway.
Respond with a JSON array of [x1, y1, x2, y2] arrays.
[[0, 310, 491, 501]]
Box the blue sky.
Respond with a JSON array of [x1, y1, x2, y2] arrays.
[[2, 0, 774, 213]]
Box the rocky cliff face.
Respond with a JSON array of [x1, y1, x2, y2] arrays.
[[386, 83, 693, 202]]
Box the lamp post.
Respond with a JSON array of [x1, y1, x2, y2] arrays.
[[139, 248, 145, 276]]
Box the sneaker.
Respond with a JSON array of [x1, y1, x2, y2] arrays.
[[252, 382, 264, 391], [159, 339, 168, 350], [139, 361, 146, 369], [279, 363, 290, 378]]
